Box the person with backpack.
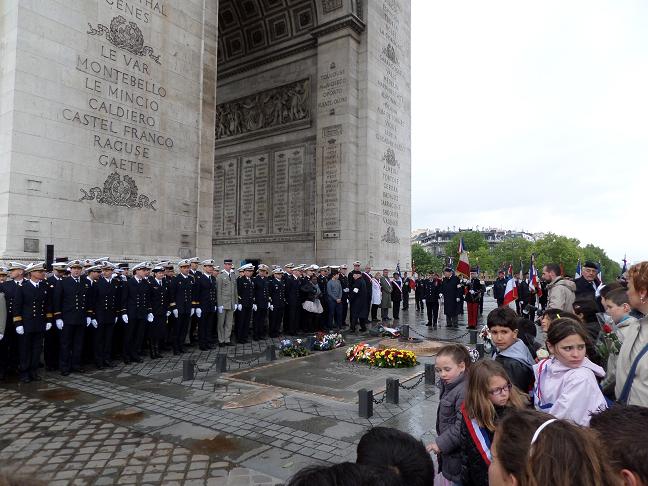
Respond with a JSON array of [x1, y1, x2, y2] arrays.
[[616, 262, 648, 407]]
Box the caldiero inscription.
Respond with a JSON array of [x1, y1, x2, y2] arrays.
[[215, 79, 311, 141], [64, 2, 172, 210]]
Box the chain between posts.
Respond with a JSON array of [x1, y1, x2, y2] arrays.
[[398, 373, 425, 391], [372, 394, 386, 404]]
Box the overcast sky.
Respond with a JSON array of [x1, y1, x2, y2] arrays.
[[411, 0, 648, 264]]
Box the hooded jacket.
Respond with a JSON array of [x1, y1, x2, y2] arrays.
[[615, 316, 648, 407], [435, 373, 467, 483], [494, 339, 535, 392], [546, 277, 576, 312], [533, 356, 607, 426]]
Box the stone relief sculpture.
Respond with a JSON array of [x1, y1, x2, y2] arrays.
[[79, 172, 157, 210], [382, 226, 399, 244], [215, 79, 310, 140], [87, 16, 161, 64]]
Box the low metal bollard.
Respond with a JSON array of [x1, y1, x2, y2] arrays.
[[476, 343, 485, 359], [469, 329, 478, 344], [386, 378, 399, 404], [400, 325, 410, 339], [182, 359, 196, 381], [358, 388, 374, 418], [214, 354, 227, 372], [425, 363, 435, 385], [306, 336, 315, 350], [265, 345, 277, 361]]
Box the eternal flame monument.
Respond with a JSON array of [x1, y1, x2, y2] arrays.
[[0, 0, 411, 270]]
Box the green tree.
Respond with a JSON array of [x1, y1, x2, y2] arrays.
[[411, 244, 444, 275], [471, 247, 495, 277], [532, 234, 582, 277], [445, 231, 488, 257], [492, 238, 534, 274]]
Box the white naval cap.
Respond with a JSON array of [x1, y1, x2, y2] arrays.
[[201, 259, 216, 266], [25, 261, 46, 273], [131, 261, 151, 272]]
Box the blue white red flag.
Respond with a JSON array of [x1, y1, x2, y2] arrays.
[[456, 238, 471, 277], [575, 259, 582, 279]]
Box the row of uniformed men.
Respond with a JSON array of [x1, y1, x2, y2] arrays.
[[0, 257, 373, 382]]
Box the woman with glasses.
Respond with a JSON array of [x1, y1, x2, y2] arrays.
[[533, 318, 607, 425], [459, 360, 527, 486]]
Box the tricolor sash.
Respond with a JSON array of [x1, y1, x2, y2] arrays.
[[532, 358, 554, 410], [461, 403, 492, 465]]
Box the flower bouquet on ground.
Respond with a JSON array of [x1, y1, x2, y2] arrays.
[[479, 325, 493, 356], [368, 325, 401, 338], [313, 332, 345, 351], [345, 342, 417, 368], [279, 338, 310, 358]]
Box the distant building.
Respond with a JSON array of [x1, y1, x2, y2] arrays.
[[411, 227, 539, 257]]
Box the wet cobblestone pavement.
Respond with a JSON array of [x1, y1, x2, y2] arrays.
[[0, 298, 495, 484]]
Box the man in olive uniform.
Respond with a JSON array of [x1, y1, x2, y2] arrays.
[[379, 269, 392, 322], [268, 267, 286, 338], [169, 259, 194, 354], [122, 262, 153, 364], [252, 264, 270, 341], [13, 262, 52, 383], [216, 259, 238, 347], [54, 260, 93, 375], [237, 264, 255, 344]]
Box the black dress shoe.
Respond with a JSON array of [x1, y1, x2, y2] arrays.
[[60, 370, 70, 376], [19, 377, 32, 384], [225, 342, 235, 347], [72, 367, 86, 373], [104, 361, 116, 368], [123, 359, 131, 365], [31, 374, 42, 381], [173, 350, 180, 356], [132, 357, 142, 363]]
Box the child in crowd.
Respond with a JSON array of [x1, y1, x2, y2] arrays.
[[600, 288, 640, 397], [460, 360, 526, 486], [533, 318, 607, 425], [538, 309, 581, 334], [572, 299, 604, 366], [486, 308, 535, 392], [489, 409, 617, 486], [590, 405, 648, 486], [426, 344, 471, 485]]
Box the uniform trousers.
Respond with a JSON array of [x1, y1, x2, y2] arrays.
[[19, 331, 43, 380], [173, 313, 190, 352], [59, 323, 85, 372], [284, 305, 300, 335], [467, 302, 479, 328], [94, 320, 115, 366], [426, 300, 439, 326], [269, 307, 284, 337], [392, 300, 401, 319], [237, 306, 253, 342], [341, 299, 348, 324], [44, 326, 60, 370], [197, 312, 213, 349], [402, 291, 410, 309], [148, 315, 166, 346], [123, 316, 146, 360], [217, 309, 234, 344], [253, 308, 267, 340]]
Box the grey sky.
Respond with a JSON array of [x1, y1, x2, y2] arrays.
[[411, 0, 648, 264]]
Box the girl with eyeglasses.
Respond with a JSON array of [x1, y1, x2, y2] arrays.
[[532, 318, 607, 425], [458, 360, 527, 486]]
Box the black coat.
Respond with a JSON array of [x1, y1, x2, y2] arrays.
[[349, 276, 369, 316], [54, 276, 93, 325], [149, 277, 170, 317], [4, 279, 22, 318], [124, 277, 152, 319], [574, 276, 598, 301], [460, 406, 508, 486], [169, 274, 195, 315], [196, 273, 217, 313], [253, 276, 270, 309], [464, 278, 483, 304], [268, 277, 287, 308], [285, 275, 301, 306], [94, 276, 123, 323], [13, 280, 52, 333], [493, 278, 507, 301], [422, 278, 442, 301], [237, 276, 255, 307], [391, 280, 403, 302], [441, 275, 462, 316]]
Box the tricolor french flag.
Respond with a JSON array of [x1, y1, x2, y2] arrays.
[[575, 259, 582, 279], [503, 266, 518, 307], [529, 255, 542, 298], [456, 238, 471, 277]]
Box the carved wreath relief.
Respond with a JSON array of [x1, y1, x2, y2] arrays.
[[88, 16, 161, 64], [215, 79, 311, 140], [79, 172, 157, 211]]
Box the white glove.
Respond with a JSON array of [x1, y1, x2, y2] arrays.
[[0, 333, 3, 341], [237, 304, 242, 311], [456, 298, 460, 302], [122, 314, 129, 324], [196, 308, 202, 318], [438, 294, 442, 298], [147, 313, 154, 323], [190, 308, 195, 316], [353, 288, 359, 293], [16, 326, 24, 335], [86, 317, 92, 326], [56, 319, 64, 330], [91, 319, 98, 328], [214, 305, 218, 312], [343, 288, 349, 293], [252, 304, 257, 311], [218, 306, 224, 313], [166, 311, 171, 317], [422, 299, 426, 304], [457, 284, 462, 288], [269, 304, 274, 311], [45, 322, 52, 331], [173, 309, 178, 318], [469, 290, 475, 294]]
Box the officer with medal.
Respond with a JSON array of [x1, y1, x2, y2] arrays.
[[13, 262, 51, 383], [122, 262, 153, 363], [54, 260, 93, 375], [188, 257, 202, 346], [268, 267, 287, 338], [169, 259, 194, 354], [195, 259, 217, 350], [44, 261, 67, 371], [92, 261, 121, 368], [216, 259, 237, 347], [237, 263, 255, 344], [283, 264, 301, 336], [148, 264, 169, 359], [252, 264, 270, 340]]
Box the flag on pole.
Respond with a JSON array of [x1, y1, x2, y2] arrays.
[[456, 238, 471, 277], [518, 259, 524, 281], [621, 255, 627, 274], [597, 261, 603, 284], [507, 263, 513, 279], [529, 255, 542, 298], [575, 259, 582, 279], [396, 262, 402, 277], [503, 273, 518, 307]]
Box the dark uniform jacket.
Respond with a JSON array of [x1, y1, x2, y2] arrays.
[[268, 277, 287, 308], [574, 276, 598, 301], [237, 276, 255, 307], [441, 275, 463, 316], [349, 276, 369, 316], [253, 276, 269, 309], [149, 276, 170, 317], [285, 275, 301, 306], [54, 276, 93, 324], [464, 278, 483, 304], [124, 277, 152, 319], [169, 274, 195, 315], [94, 276, 123, 323], [195, 273, 217, 314], [4, 279, 23, 321], [493, 278, 507, 301], [422, 278, 442, 301], [13, 280, 52, 333]]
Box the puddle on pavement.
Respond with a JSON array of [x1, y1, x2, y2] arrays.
[[104, 408, 146, 422], [189, 435, 240, 456], [39, 388, 80, 401]]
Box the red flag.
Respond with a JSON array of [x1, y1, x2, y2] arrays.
[[456, 238, 470, 277], [503, 276, 518, 306]]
